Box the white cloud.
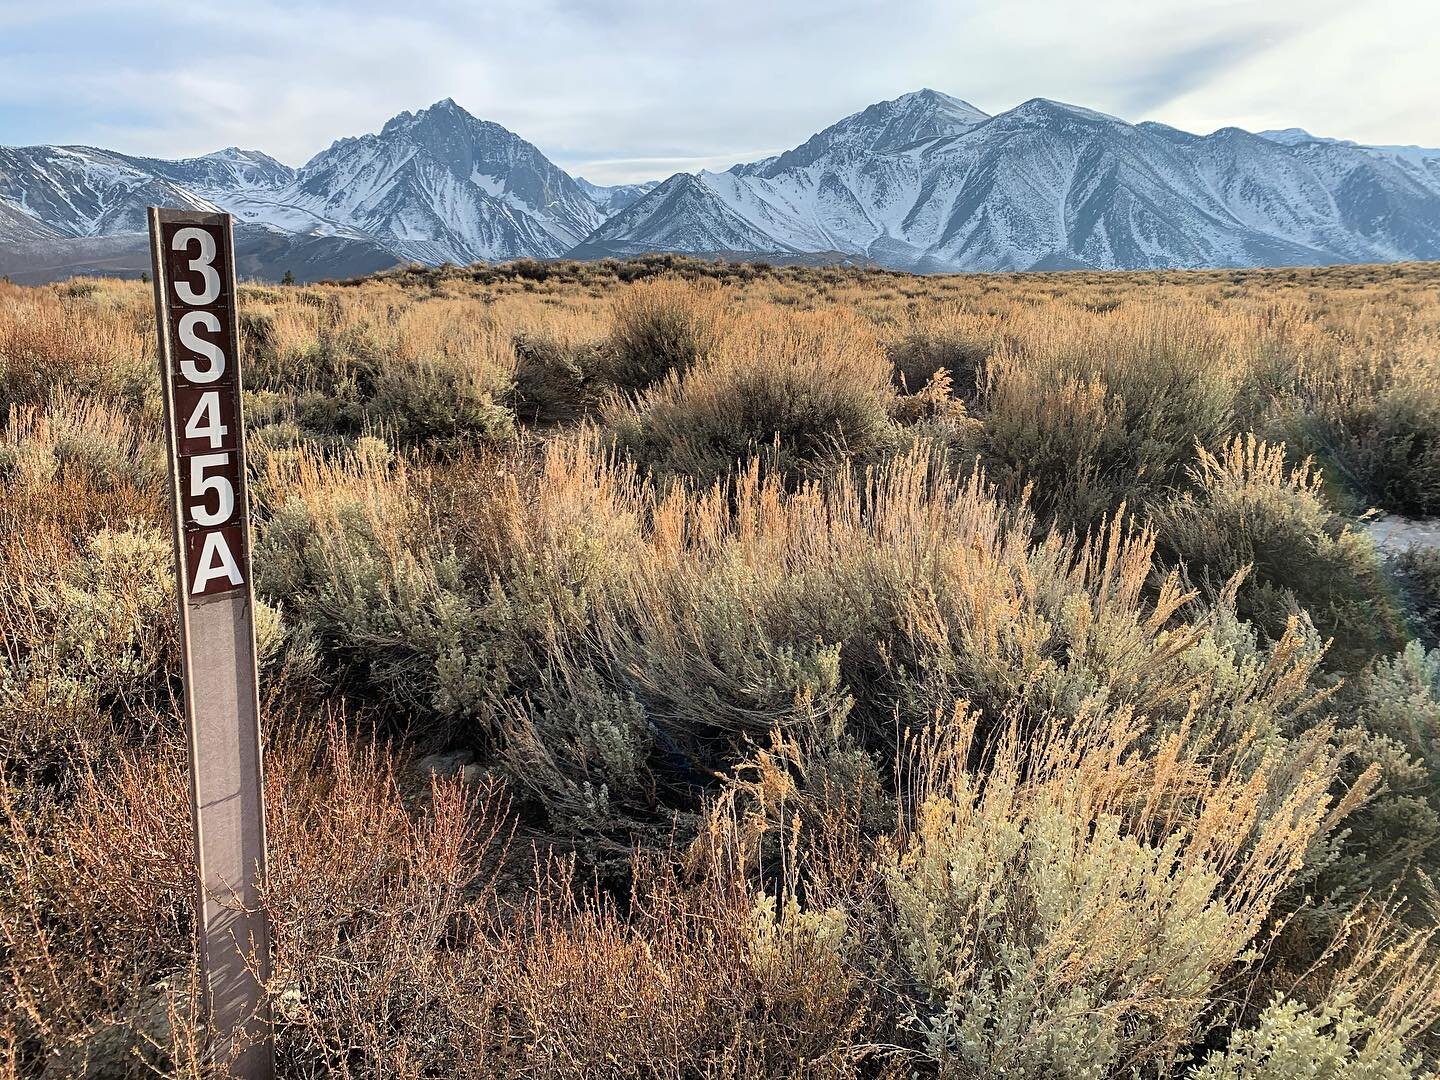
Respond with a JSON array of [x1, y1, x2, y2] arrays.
[[1, 0, 1435, 181], [1153, 0, 1440, 146]]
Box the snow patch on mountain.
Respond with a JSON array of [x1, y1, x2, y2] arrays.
[[227, 99, 605, 263], [575, 176, 660, 215]]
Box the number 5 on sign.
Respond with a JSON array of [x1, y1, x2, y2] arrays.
[[148, 208, 273, 1079]]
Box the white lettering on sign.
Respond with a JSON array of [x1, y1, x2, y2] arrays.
[[161, 218, 248, 599], [188, 452, 236, 526], [191, 531, 245, 594], [172, 226, 221, 306], [184, 391, 230, 449], [178, 311, 226, 382]]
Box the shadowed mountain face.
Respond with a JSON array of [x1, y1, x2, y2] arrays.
[[3, 92, 1440, 281]]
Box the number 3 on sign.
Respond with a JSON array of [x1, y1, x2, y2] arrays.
[[173, 227, 221, 305]]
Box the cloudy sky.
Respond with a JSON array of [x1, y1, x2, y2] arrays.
[[3, 0, 1437, 184]]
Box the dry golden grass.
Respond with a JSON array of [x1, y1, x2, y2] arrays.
[[4, 258, 1440, 1077]]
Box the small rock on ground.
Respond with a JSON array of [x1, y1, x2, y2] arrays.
[[414, 750, 476, 779]]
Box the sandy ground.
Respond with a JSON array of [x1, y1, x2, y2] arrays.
[[1365, 515, 1440, 557]]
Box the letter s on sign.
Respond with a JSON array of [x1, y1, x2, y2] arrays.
[[171, 227, 221, 306], [178, 311, 226, 383]]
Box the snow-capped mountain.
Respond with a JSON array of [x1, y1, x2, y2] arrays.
[[576, 91, 1440, 271], [0, 141, 396, 283], [1259, 127, 1440, 158], [736, 88, 989, 178], [4, 90, 1440, 281], [238, 98, 604, 264], [0, 99, 605, 279], [0, 145, 224, 237], [574, 176, 660, 216]]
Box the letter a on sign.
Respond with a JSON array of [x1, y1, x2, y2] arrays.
[[148, 208, 273, 1078]]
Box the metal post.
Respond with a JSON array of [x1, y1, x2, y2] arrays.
[[148, 207, 273, 1079]]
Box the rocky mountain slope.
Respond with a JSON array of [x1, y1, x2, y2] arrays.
[[244, 98, 605, 264], [574, 177, 659, 216]]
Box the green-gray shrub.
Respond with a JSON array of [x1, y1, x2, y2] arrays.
[[255, 490, 524, 742], [609, 308, 897, 483], [1192, 998, 1431, 1080], [979, 306, 1242, 527], [366, 355, 515, 451], [600, 277, 725, 392], [509, 329, 602, 424], [1327, 642, 1440, 899], [1152, 436, 1403, 669]]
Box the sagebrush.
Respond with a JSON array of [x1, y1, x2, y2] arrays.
[[4, 260, 1440, 1078]]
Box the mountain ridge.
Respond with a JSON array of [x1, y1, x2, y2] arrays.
[[582, 94, 1440, 271], [3, 93, 1439, 282]]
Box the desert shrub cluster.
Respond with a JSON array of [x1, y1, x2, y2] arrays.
[[3, 261, 1440, 1077]]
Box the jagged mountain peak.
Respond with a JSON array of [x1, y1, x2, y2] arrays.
[[1209, 126, 1265, 142], [278, 97, 604, 265], [999, 97, 1126, 128], [1136, 120, 1198, 142], [360, 97, 565, 181], [575, 175, 661, 215], [389, 96, 468, 120], [739, 88, 990, 178], [1256, 128, 1440, 162], [306, 99, 492, 164], [1257, 127, 1334, 146], [860, 89, 991, 148], [381, 96, 481, 137], [885, 88, 989, 128], [201, 147, 288, 169]]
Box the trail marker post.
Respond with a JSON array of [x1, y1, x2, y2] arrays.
[[148, 208, 273, 1079]]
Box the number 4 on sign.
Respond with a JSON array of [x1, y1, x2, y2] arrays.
[[185, 392, 230, 449]]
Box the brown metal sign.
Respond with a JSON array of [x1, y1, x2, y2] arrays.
[[148, 208, 273, 1078]]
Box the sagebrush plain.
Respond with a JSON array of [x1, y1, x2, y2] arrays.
[[4, 257, 1440, 1078]]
